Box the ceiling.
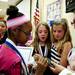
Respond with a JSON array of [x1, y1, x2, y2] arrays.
[[0, 0, 23, 18]]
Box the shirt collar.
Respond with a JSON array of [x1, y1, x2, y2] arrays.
[[6, 38, 17, 48]]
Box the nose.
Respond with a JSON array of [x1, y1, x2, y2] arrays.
[[55, 32, 59, 35], [42, 32, 46, 35], [41, 32, 46, 36]]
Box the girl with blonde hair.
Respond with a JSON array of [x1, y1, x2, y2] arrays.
[[50, 18, 73, 74]]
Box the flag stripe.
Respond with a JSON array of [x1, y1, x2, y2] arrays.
[[35, 12, 39, 17], [34, 0, 40, 26]]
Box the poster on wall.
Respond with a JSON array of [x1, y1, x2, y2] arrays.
[[47, 0, 61, 26]]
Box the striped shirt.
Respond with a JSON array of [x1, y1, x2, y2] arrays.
[[50, 44, 61, 64]]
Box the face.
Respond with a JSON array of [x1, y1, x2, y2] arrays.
[[38, 25, 48, 43], [53, 25, 65, 41], [0, 21, 7, 39], [0, 22, 7, 33], [16, 24, 32, 45]]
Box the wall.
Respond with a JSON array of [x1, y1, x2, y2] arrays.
[[40, 0, 75, 47], [17, 0, 75, 46], [17, 0, 30, 20], [40, 0, 57, 22], [61, 0, 75, 47], [17, 0, 36, 40]]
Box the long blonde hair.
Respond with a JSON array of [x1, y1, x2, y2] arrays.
[[50, 18, 72, 54]]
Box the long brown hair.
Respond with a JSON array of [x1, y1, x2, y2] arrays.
[[33, 22, 52, 53]]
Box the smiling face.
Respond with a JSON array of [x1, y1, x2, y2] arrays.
[[38, 25, 48, 43], [53, 24, 65, 41]]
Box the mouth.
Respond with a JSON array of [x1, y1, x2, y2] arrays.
[[41, 37, 47, 41], [41, 37, 45, 39]]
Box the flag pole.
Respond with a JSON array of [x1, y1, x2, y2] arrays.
[[30, 0, 32, 22]]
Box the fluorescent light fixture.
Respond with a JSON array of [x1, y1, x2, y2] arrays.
[[0, 0, 8, 2]]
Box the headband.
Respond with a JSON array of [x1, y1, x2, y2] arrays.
[[7, 15, 29, 29]]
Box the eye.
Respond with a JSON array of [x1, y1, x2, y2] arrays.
[[44, 30, 48, 33], [38, 30, 42, 33], [0, 25, 5, 28], [58, 30, 62, 33], [53, 30, 56, 32]]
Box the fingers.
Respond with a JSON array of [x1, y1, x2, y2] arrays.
[[43, 58, 48, 67], [33, 54, 48, 68], [36, 57, 48, 74], [49, 61, 65, 74], [33, 54, 42, 62], [50, 66, 55, 72], [38, 56, 47, 64], [37, 57, 48, 69], [51, 61, 57, 67]]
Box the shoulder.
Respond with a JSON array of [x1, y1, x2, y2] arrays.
[[63, 41, 72, 49], [62, 41, 72, 53]]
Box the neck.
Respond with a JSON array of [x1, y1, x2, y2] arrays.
[[8, 36, 17, 45], [39, 42, 45, 46]]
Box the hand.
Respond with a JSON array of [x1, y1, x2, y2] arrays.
[[49, 61, 65, 74], [36, 57, 48, 75], [33, 54, 42, 62], [34, 54, 48, 75]]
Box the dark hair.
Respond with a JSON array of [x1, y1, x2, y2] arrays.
[[6, 5, 25, 39], [6, 5, 24, 20]]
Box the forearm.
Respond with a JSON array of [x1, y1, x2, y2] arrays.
[[32, 66, 44, 75], [35, 70, 43, 75]]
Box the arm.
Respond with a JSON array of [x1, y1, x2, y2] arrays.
[[60, 42, 72, 67], [50, 61, 65, 73], [49, 61, 74, 75], [7, 62, 21, 75], [50, 42, 72, 74], [33, 54, 48, 75]]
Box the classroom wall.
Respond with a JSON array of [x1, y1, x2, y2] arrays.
[[39, 0, 75, 47], [17, 0, 30, 20], [17, 0, 75, 47], [17, 0, 35, 40], [61, 0, 75, 47]]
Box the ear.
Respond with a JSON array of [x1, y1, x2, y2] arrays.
[[10, 28, 17, 37]]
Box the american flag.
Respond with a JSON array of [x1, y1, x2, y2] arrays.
[[34, 0, 40, 26]]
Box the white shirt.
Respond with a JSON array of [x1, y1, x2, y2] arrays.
[[59, 68, 75, 75]]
